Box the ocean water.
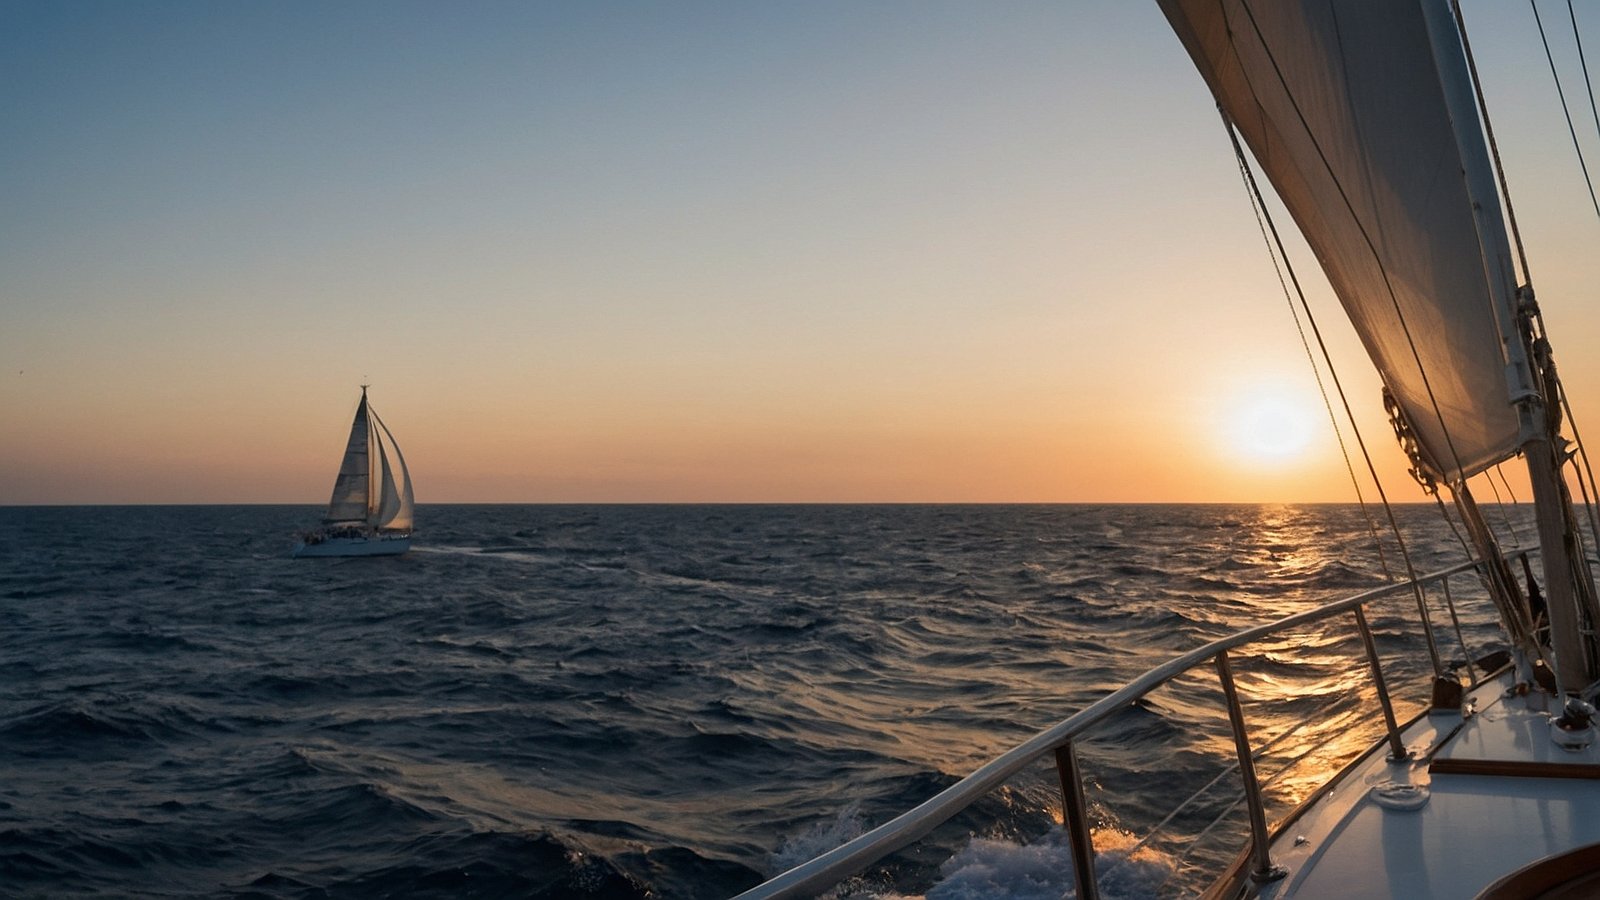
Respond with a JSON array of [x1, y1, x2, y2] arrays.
[[0, 504, 1524, 899]]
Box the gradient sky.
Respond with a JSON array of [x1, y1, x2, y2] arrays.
[[4, 1, 1600, 504]]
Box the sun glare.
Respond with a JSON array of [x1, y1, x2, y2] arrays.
[[1227, 385, 1319, 464]]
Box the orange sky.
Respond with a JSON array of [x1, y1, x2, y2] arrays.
[[3, 2, 1599, 505]]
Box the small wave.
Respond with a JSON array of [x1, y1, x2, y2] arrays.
[[0, 826, 143, 885], [310, 830, 657, 900], [0, 697, 217, 751], [612, 843, 766, 898], [2, 703, 152, 746], [1, 503, 1513, 898]]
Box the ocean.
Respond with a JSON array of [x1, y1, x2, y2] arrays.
[[0, 503, 1521, 899]]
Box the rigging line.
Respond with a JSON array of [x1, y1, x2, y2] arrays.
[[1491, 464, 1527, 546], [1454, 0, 1535, 285], [1493, 464, 1522, 505], [1233, 0, 1477, 494], [1432, 491, 1483, 578], [1555, 377, 1600, 557], [1570, 467, 1598, 570], [1464, 0, 1600, 632], [1481, 467, 1520, 545], [1557, 387, 1600, 560], [1218, 1, 1449, 671], [1223, 112, 1388, 573], [1567, 0, 1600, 166], [1441, 576, 1476, 675], [1531, 0, 1600, 222], [1223, 112, 1452, 677], [1221, 110, 1393, 585], [1430, 489, 1516, 660]]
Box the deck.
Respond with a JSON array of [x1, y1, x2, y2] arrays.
[[1258, 676, 1600, 899]]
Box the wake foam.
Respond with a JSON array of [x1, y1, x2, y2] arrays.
[[924, 829, 1175, 899], [770, 801, 866, 874], [797, 826, 1178, 900]]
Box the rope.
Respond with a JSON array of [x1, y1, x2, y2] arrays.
[[1218, 108, 1441, 674], [1434, 492, 1481, 573], [1530, 0, 1600, 221], [1454, 0, 1535, 285], [1441, 576, 1476, 673], [1556, 377, 1600, 562], [1482, 467, 1521, 545], [1520, 0, 1600, 590], [1220, 112, 1392, 579], [1489, 465, 1525, 553], [1567, 0, 1600, 158], [1493, 464, 1522, 507]]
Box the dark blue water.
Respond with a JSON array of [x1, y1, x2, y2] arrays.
[[0, 504, 1521, 898]]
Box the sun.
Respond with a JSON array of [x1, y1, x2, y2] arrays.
[[1226, 385, 1320, 464]]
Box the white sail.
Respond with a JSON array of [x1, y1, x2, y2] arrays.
[[369, 407, 414, 533], [323, 394, 372, 523], [318, 389, 413, 534], [1157, 0, 1530, 484]]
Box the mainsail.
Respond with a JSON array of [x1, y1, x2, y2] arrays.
[[324, 395, 372, 524], [1157, 0, 1532, 484], [322, 388, 414, 533], [1159, 0, 1600, 692]]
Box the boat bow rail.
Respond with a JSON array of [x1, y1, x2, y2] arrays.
[[737, 552, 1531, 900]]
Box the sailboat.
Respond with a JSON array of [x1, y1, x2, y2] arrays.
[[293, 386, 415, 558], [740, 1, 1600, 898]]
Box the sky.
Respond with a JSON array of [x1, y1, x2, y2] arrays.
[[4, 1, 1600, 505]]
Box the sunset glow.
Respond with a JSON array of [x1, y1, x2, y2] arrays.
[[1, 2, 1596, 504], [1229, 385, 1320, 465]]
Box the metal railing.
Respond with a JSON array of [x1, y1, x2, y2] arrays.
[[736, 551, 1524, 899]]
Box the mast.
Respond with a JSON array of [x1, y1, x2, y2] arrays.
[[1419, 0, 1600, 692]]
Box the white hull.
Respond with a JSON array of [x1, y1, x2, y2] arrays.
[[292, 534, 411, 558]]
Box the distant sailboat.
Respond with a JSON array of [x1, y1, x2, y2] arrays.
[[294, 386, 414, 558]]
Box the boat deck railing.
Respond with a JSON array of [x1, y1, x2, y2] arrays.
[[736, 550, 1532, 900]]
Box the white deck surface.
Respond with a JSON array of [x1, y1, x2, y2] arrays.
[[1257, 678, 1600, 899]]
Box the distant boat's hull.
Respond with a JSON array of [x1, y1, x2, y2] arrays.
[[292, 534, 411, 558]]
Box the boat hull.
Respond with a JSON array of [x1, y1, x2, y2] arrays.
[[292, 534, 411, 558]]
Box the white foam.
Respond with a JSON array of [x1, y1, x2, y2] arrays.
[[770, 801, 867, 874], [810, 827, 1179, 900], [927, 829, 1177, 900]]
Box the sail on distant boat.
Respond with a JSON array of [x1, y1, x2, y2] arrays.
[[294, 386, 414, 558]]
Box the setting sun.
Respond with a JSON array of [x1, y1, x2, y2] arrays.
[[1228, 385, 1321, 464]]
